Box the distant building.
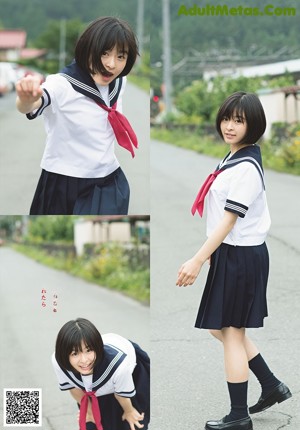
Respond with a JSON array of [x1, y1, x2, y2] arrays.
[[74, 216, 150, 256], [0, 29, 46, 61], [203, 58, 300, 82], [258, 86, 300, 138]]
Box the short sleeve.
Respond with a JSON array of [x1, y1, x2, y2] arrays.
[[51, 353, 76, 391], [26, 74, 69, 119], [225, 162, 263, 218], [26, 87, 51, 119], [113, 356, 136, 397]]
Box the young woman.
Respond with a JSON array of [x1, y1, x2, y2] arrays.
[[16, 17, 139, 215], [52, 318, 150, 430], [176, 92, 291, 430]]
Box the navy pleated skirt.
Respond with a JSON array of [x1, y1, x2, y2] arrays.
[[93, 342, 150, 430], [30, 167, 130, 215], [195, 242, 269, 330]]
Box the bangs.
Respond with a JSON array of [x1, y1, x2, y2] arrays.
[[221, 99, 246, 122], [100, 26, 129, 55], [68, 321, 99, 354], [69, 333, 92, 354]]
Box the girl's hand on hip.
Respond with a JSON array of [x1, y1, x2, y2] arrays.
[[16, 75, 43, 102], [122, 408, 145, 430], [176, 257, 202, 287]]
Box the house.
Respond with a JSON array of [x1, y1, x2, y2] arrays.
[[258, 85, 300, 138], [0, 29, 46, 61], [74, 216, 150, 256], [0, 30, 26, 61]]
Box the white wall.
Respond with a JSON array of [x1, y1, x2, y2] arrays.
[[259, 91, 300, 138], [74, 220, 131, 256]]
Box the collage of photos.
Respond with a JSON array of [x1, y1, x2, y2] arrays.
[[0, 0, 299, 429]]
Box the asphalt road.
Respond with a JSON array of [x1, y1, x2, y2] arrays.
[[0, 81, 149, 215], [150, 139, 300, 430], [0, 247, 149, 430]]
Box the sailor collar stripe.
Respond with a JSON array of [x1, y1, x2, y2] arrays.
[[92, 347, 126, 389], [221, 156, 265, 189], [60, 73, 103, 99], [59, 72, 123, 107]]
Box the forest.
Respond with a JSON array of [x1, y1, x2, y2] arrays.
[[151, 0, 300, 68], [0, 0, 150, 76], [0, 0, 150, 41]]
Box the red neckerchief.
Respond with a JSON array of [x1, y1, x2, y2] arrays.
[[79, 391, 103, 430], [191, 145, 266, 217], [191, 169, 223, 217], [96, 102, 138, 158]]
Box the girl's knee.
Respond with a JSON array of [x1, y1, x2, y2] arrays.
[[222, 327, 246, 342], [209, 329, 223, 341]]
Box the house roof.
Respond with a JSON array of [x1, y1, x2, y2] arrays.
[[0, 30, 26, 49]]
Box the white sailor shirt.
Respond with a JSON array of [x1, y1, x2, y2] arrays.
[[51, 333, 136, 398], [206, 146, 271, 246], [27, 74, 126, 179]]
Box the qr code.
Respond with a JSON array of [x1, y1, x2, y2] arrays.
[[3, 389, 42, 427]]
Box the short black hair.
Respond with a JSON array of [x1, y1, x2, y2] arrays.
[[216, 91, 266, 144], [55, 318, 104, 372], [75, 16, 139, 76]]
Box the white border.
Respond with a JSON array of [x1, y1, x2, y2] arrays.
[[3, 389, 42, 427]]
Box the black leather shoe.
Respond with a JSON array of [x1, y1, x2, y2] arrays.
[[249, 382, 292, 414], [205, 416, 253, 430]]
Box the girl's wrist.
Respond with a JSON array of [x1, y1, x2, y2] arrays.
[[193, 253, 206, 266]]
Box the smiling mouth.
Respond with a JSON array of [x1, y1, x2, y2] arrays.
[[80, 364, 92, 370]]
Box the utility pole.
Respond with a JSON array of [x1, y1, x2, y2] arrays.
[[136, 0, 144, 64], [162, 0, 173, 113], [59, 18, 66, 71]]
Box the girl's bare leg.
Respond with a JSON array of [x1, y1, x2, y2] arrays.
[[221, 327, 248, 382], [210, 329, 259, 362]]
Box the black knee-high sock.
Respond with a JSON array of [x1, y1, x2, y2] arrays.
[[224, 381, 249, 422], [248, 353, 281, 397]]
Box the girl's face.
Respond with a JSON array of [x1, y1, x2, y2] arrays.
[[69, 341, 96, 375], [220, 111, 247, 150], [92, 45, 128, 86]]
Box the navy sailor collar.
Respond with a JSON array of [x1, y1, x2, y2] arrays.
[[217, 144, 265, 188], [61, 344, 127, 392], [60, 61, 123, 107]]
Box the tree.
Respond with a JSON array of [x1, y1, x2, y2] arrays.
[[35, 19, 84, 73]]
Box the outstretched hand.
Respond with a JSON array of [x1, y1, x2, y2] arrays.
[[122, 408, 145, 430], [16, 75, 43, 103]]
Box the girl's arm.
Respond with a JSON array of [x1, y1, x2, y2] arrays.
[[69, 388, 95, 423], [16, 75, 43, 114], [114, 394, 145, 430], [176, 210, 238, 287]]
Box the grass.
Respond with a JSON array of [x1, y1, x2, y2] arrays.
[[151, 127, 300, 175], [12, 243, 150, 305]]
